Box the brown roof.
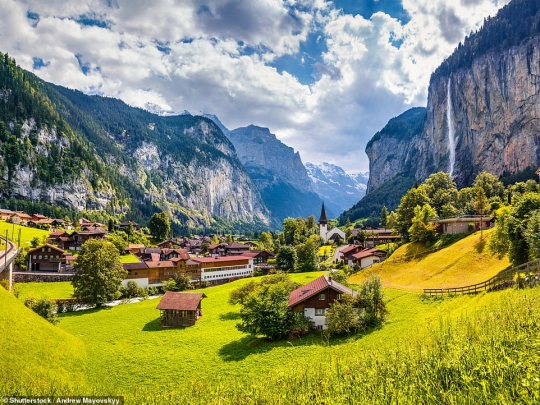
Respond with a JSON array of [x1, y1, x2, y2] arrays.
[[145, 261, 175, 268], [123, 262, 148, 270], [156, 292, 204, 311], [226, 242, 249, 249], [126, 243, 145, 249], [288, 275, 357, 308], [27, 244, 65, 254], [340, 245, 364, 254], [241, 250, 275, 258], [190, 255, 250, 263]]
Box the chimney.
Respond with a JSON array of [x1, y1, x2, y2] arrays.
[[328, 275, 332, 284]]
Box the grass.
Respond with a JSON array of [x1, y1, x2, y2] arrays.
[[119, 253, 140, 263], [14, 281, 74, 301], [0, 286, 86, 395], [350, 229, 510, 291], [0, 220, 50, 248], [3, 266, 540, 403]]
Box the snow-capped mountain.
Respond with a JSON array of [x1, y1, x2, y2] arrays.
[[305, 162, 368, 214]]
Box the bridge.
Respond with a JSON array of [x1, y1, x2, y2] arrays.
[[0, 236, 20, 291]]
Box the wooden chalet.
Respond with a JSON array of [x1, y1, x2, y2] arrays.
[[241, 250, 275, 264], [288, 275, 357, 330], [157, 291, 204, 327], [27, 244, 66, 272], [224, 242, 250, 256], [118, 220, 140, 232], [339, 245, 365, 263], [350, 248, 387, 268], [0, 209, 14, 220]]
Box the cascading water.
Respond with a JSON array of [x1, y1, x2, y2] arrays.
[[446, 77, 456, 177]]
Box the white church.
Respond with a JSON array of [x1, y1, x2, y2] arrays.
[[319, 202, 346, 243]]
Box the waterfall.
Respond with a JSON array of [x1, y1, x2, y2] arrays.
[[446, 77, 456, 177]]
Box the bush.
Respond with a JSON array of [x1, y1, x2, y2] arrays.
[[325, 295, 360, 335], [25, 297, 58, 325], [147, 286, 159, 296]]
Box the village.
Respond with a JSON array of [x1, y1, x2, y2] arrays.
[[0, 203, 496, 330]]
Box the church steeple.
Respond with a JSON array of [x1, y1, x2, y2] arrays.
[[319, 202, 328, 225]]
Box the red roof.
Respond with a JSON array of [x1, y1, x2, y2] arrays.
[[288, 276, 357, 308], [352, 249, 386, 260], [340, 245, 364, 254], [190, 255, 250, 263], [156, 292, 204, 311]]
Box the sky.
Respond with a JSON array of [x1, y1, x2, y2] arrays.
[[0, 0, 510, 173]]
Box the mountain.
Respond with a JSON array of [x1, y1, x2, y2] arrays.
[[0, 53, 270, 232], [347, 0, 540, 224], [214, 122, 329, 224], [305, 162, 368, 214]]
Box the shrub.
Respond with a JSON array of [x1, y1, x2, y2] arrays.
[[25, 297, 58, 325], [147, 286, 159, 296]]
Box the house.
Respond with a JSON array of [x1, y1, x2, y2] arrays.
[[125, 243, 146, 254], [224, 242, 250, 256], [430, 216, 494, 235], [350, 248, 387, 268], [160, 248, 190, 261], [157, 238, 184, 249], [31, 214, 47, 221], [339, 245, 365, 263], [0, 209, 14, 220], [27, 244, 66, 272], [9, 212, 32, 224], [208, 243, 227, 257], [319, 203, 346, 243], [353, 227, 401, 248], [156, 291, 204, 327], [54, 227, 106, 250], [241, 250, 275, 265], [123, 261, 188, 288], [118, 221, 140, 232], [288, 275, 357, 330]]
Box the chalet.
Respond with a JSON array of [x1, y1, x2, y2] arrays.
[[339, 245, 365, 262], [350, 248, 386, 268], [55, 227, 106, 250], [224, 242, 251, 256], [118, 220, 140, 232], [9, 212, 32, 224], [430, 216, 494, 234], [156, 291, 204, 327], [123, 260, 189, 288], [241, 250, 275, 265], [161, 248, 190, 261], [157, 238, 184, 249], [27, 218, 65, 230], [0, 209, 14, 220], [125, 243, 146, 254], [27, 244, 66, 272], [288, 275, 357, 330], [208, 243, 227, 257], [31, 214, 47, 221], [48, 231, 65, 244]]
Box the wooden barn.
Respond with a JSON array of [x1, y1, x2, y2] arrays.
[[156, 291, 204, 327]]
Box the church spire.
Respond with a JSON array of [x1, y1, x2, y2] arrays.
[[319, 202, 328, 225]]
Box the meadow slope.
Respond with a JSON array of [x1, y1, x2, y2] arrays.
[[350, 229, 510, 291]]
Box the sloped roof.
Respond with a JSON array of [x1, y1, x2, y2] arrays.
[[27, 243, 65, 254], [319, 202, 328, 224], [288, 276, 356, 308], [145, 260, 175, 268], [352, 248, 386, 260], [340, 245, 364, 255], [190, 255, 250, 263], [123, 262, 148, 270], [156, 292, 204, 311], [226, 242, 249, 249]]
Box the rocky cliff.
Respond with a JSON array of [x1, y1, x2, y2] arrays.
[[225, 125, 327, 223], [366, 0, 540, 192]]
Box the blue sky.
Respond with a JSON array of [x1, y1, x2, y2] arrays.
[[0, 0, 509, 172]]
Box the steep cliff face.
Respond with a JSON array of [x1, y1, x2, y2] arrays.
[[415, 35, 540, 186], [225, 125, 325, 223], [367, 0, 540, 192], [365, 107, 426, 193]]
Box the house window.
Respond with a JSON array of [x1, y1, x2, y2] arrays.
[[336, 294, 343, 300], [319, 293, 325, 300], [33, 255, 37, 260], [315, 308, 325, 316]]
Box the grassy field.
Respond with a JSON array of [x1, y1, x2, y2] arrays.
[[0, 286, 86, 395], [15, 281, 74, 301], [350, 229, 510, 291], [0, 220, 50, 248], [3, 262, 540, 403]]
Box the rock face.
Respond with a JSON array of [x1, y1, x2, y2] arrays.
[[224, 125, 325, 223], [367, 35, 540, 192], [305, 162, 368, 213]]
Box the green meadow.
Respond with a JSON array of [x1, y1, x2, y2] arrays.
[[0, 220, 50, 248], [2, 240, 540, 403]]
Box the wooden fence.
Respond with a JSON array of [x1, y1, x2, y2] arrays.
[[423, 258, 540, 296]]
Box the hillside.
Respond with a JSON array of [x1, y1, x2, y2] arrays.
[[0, 53, 270, 233], [0, 286, 86, 395], [350, 229, 511, 291]]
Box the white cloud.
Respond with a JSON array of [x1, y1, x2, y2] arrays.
[[0, 0, 511, 172]]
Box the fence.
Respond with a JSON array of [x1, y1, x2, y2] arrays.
[[423, 259, 540, 296]]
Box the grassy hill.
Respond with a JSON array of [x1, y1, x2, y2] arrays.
[[0, 286, 86, 395], [350, 229, 511, 291], [0, 220, 50, 248]]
